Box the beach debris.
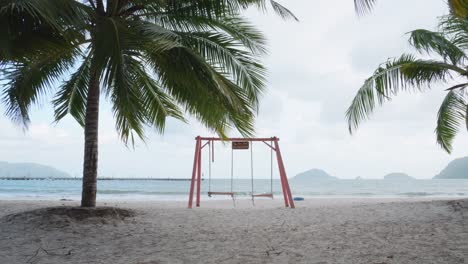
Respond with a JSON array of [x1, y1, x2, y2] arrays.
[[265, 246, 282, 256], [447, 200, 467, 212], [26, 246, 72, 263]]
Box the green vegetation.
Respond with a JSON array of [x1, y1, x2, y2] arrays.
[[383, 173, 414, 180], [354, 0, 468, 17], [434, 156, 468, 179], [0, 161, 71, 179], [292, 169, 338, 181], [0, 0, 295, 207], [346, 12, 468, 153]]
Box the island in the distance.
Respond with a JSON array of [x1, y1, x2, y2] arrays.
[[434, 157, 468, 179], [0, 161, 71, 179], [383, 172, 414, 180], [292, 169, 338, 181]]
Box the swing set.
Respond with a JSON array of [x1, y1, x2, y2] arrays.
[[188, 136, 295, 208]]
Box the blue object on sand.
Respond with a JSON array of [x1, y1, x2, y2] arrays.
[[293, 197, 304, 201]]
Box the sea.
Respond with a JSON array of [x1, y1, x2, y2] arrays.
[[1, 178, 468, 201]]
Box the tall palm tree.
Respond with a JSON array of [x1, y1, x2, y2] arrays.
[[0, 0, 296, 207], [346, 15, 468, 153], [354, 0, 468, 17]]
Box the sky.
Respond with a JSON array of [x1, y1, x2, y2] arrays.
[[1, 0, 466, 179]]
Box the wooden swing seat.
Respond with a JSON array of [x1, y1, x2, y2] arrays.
[[208, 191, 235, 197], [252, 193, 274, 198]]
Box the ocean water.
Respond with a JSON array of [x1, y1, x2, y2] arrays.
[[1, 178, 468, 201]]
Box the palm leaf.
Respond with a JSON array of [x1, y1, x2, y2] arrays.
[[436, 90, 466, 153], [346, 54, 459, 133], [354, 0, 468, 17], [354, 0, 377, 15], [179, 31, 266, 107], [408, 29, 466, 65], [53, 55, 92, 126], [440, 15, 468, 50], [145, 46, 257, 137], [269, 0, 298, 21], [2, 45, 79, 126], [157, 15, 268, 55], [134, 0, 297, 21]]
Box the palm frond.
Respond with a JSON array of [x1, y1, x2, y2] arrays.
[[346, 54, 457, 133], [53, 55, 92, 126], [408, 29, 466, 65], [0, 1, 87, 62], [133, 0, 297, 21], [1, 45, 79, 126], [90, 17, 185, 144], [269, 1, 298, 21], [436, 90, 466, 153], [110, 56, 147, 145], [145, 46, 257, 137], [154, 14, 267, 55], [132, 66, 185, 132], [446, 82, 468, 91], [440, 15, 468, 50], [354, 0, 377, 15], [0, 0, 90, 32], [179, 31, 266, 108]]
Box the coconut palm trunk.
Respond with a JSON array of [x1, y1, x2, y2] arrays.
[[81, 73, 100, 207]]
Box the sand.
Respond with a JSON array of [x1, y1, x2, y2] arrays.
[[0, 198, 467, 264]]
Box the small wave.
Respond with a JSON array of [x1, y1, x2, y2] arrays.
[[397, 192, 462, 197], [352, 192, 375, 196], [98, 190, 188, 195]]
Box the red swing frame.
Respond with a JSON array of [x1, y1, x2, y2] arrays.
[[188, 136, 295, 208]]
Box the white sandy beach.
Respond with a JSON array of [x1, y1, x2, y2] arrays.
[[0, 198, 467, 264]]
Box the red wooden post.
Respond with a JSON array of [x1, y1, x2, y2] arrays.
[[196, 139, 202, 207], [273, 138, 289, 207], [274, 138, 295, 208], [188, 137, 201, 208]]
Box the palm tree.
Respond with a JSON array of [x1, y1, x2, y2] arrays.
[[346, 15, 468, 153], [0, 0, 296, 207], [354, 0, 468, 17]]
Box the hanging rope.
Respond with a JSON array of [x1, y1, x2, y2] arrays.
[[271, 140, 273, 195], [208, 141, 211, 193], [251, 142, 254, 197], [231, 147, 234, 193]]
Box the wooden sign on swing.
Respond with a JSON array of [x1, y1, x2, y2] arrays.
[[232, 141, 249, 150]]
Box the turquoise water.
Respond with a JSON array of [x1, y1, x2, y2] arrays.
[[1, 179, 468, 200]]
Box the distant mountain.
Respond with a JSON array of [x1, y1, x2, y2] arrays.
[[434, 157, 468, 179], [383, 172, 414, 180], [292, 169, 338, 181], [0, 161, 71, 179]]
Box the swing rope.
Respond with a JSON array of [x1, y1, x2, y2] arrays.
[[270, 142, 274, 198], [208, 139, 273, 203], [251, 142, 254, 197], [251, 140, 274, 201], [207, 140, 235, 201], [208, 141, 211, 193], [231, 147, 234, 193]]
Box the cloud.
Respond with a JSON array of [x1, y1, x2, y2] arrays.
[[0, 0, 464, 180]]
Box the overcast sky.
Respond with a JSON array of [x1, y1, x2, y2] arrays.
[[1, 0, 465, 179]]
